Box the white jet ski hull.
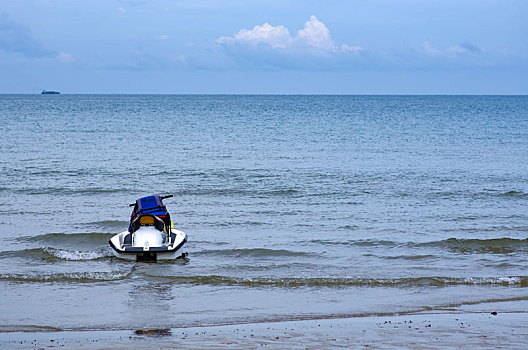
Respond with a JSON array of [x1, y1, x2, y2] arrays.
[[109, 226, 187, 261]]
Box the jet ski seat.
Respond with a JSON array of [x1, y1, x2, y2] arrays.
[[140, 216, 155, 225], [129, 214, 167, 234]]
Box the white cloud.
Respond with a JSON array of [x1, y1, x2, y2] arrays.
[[446, 45, 467, 56], [296, 15, 334, 50], [218, 22, 292, 49], [423, 41, 440, 55], [57, 51, 74, 63], [422, 41, 482, 57], [217, 15, 361, 53], [341, 44, 363, 53], [156, 34, 170, 40]]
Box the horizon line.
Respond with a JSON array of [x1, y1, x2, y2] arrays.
[[1, 93, 527, 96]]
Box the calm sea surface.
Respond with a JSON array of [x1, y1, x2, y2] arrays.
[[0, 95, 527, 331]]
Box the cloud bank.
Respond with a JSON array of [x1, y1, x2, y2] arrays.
[[0, 12, 53, 58], [422, 41, 483, 57], [218, 15, 362, 53], [0, 12, 74, 63], [211, 15, 520, 72]]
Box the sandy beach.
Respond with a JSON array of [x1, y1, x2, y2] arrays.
[[2, 310, 527, 349]]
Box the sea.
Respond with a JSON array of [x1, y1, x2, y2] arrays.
[[0, 95, 527, 332]]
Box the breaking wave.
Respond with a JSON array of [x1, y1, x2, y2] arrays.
[[44, 247, 112, 261], [155, 275, 528, 288], [0, 271, 131, 283], [0, 247, 113, 261]]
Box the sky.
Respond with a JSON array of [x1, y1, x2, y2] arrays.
[[0, 0, 527, 94]]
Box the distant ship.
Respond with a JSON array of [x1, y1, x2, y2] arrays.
[[41, 90, 60, 94]]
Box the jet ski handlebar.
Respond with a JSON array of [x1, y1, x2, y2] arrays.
[[128, 194, 174, 207]]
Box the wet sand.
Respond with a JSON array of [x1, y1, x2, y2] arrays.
[[2, 311, 527, 349]]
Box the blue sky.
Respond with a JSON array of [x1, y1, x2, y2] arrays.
[[1, 0, 527, 94]]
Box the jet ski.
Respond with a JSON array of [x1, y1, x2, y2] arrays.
[[109, 195, 187, 261]]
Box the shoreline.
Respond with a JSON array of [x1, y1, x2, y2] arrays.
[[1, 311, 527, 349]]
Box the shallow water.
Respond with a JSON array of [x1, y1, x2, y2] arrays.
[[0, 95, 527, 331]]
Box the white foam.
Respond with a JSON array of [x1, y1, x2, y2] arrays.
[[45, 248, 111, 261], [463, 276, 522, 285]]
